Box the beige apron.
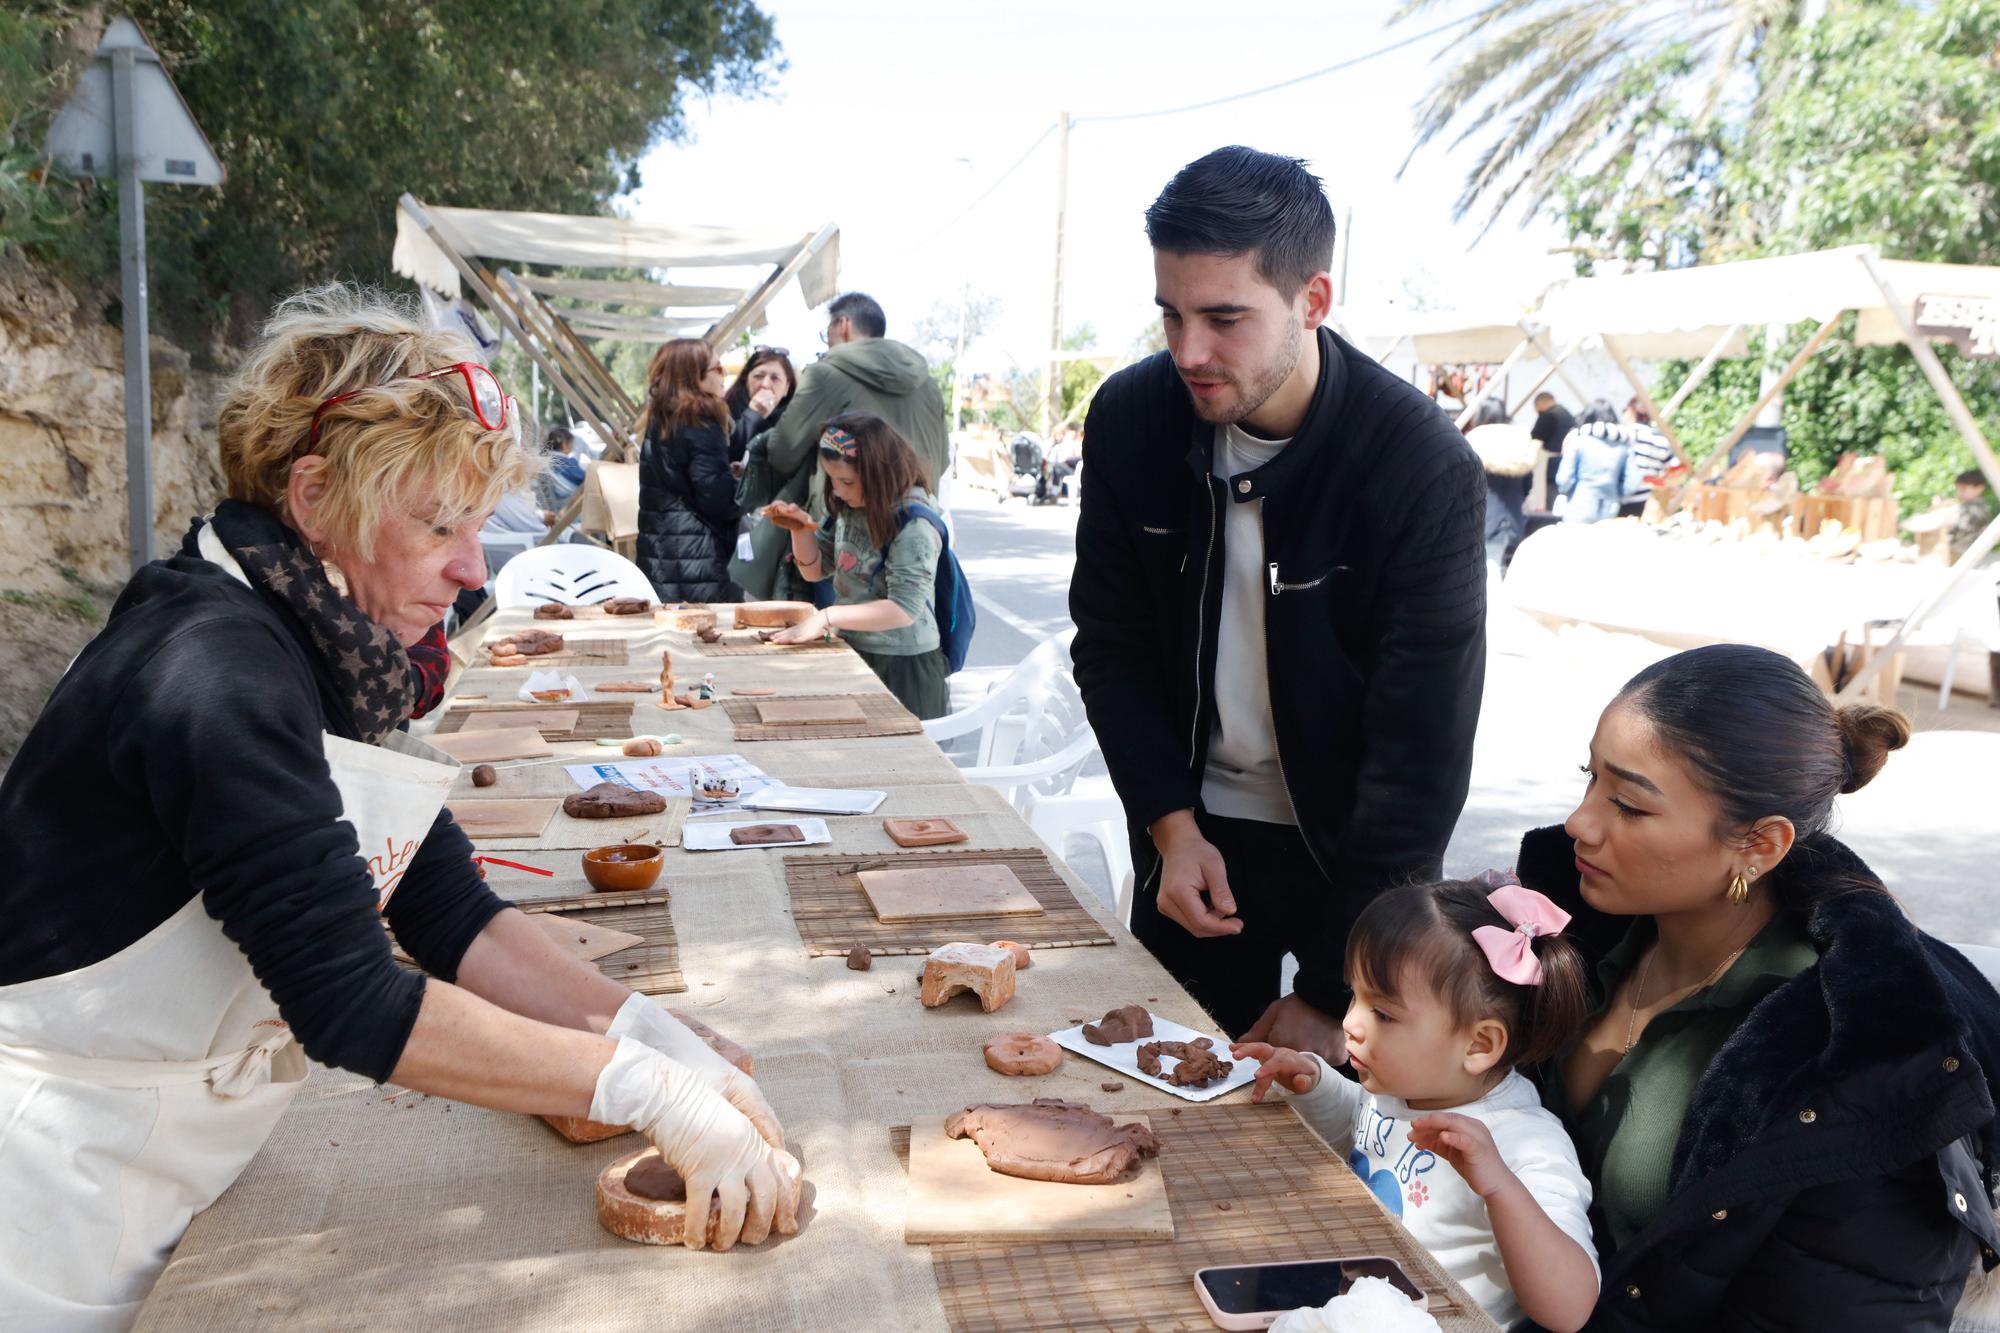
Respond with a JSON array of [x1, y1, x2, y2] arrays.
[[0, 524, 458, 1329]]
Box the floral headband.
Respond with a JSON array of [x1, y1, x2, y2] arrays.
[[818, 426, 859, 460]]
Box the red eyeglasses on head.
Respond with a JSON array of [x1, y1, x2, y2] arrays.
[[308, 361, 517, 448]]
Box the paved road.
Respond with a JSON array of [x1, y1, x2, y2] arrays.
[[946, 488, 2000, 948]]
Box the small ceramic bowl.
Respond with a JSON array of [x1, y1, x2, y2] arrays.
[[582, 843, 664, 893]]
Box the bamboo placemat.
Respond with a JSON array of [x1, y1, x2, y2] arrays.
[[477, 636, 630, 668], [892, 1102, 1493, 1333], [513, 889, 686, 994], [723, 691, 922, 741], [432, 700, 637, 741], [784, 847, 1114, 957], [693, 636, 854, 657]]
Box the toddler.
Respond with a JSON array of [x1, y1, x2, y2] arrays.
[[1233, 873, 1600, 1331]]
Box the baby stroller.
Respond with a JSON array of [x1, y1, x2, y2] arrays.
[[1004, 434, 1054, 504]]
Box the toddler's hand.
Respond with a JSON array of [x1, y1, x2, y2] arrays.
[[1230, 1042, 1319, 1102], [1409, 1111, 1514, 1199]]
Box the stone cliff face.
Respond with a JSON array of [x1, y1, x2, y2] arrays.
[[0, 256, 226, 594]]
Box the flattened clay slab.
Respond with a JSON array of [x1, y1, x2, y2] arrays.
[[904, 1109, 1170, 1243], [883, 817, 969, 848], [457, 707, 580, 735], [862, 863, 1045, 923], [431, 727, 555, 764], [754, 698, 867, 726], [448, 798, 562, 840], [730, 823, 805, 846]]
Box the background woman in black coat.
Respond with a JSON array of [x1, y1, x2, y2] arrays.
[[637, 337, 737, 602], [1516, 644, 2000, 1331]]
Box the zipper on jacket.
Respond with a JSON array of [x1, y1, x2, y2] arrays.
[[1262, 516, 1335, 883], [1190, 479, 1219, 769], [1267, 562, 1342, 595]]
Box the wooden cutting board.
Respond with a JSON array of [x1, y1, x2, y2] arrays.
[[533, 915, 644, 962], [754, 698, 867, 726], [449, 798, 562, 839], [904, 1115, 1171, 1243], [458, 708, 581, 735], [432, 727, 555, 763], [860, 863, 1046, 923]]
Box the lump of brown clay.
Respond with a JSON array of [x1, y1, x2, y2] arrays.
[[602, 597, 653, 616], [1081, 1005, 1153, 1046], [470, 764, 498, 788], [695, 625, 723, 643], [622, 738, 664, 757], [983, 1033, 1062, 1077], [487, 628, 564, 658], [532, 602, 575, 620], [846, 944, 872, 971], [562, 783, 668, 819], [1101, 1081, 1125, 1093], [595, 680, 661, 693], [990, 940, 1031, 970], [729, 823, 802, 845], [921, 942, 1016, 1013], [944, 1099, 1162, 1184], [1136, 1038, 1233, 1087]]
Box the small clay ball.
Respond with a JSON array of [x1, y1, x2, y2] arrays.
[[990, 940, 1031, 970], [983, 1033, 1062, 1077], [622, 738, 663, 757], [471, 764, 498, 788], [846, 944, 872, 971]]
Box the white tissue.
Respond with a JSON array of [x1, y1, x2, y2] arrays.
[[1266, 1276, 1441, 1333], [517, 670, 587, 703]]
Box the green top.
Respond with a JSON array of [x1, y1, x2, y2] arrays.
[[815, 485, 942, 657], [1549, 912, 1818, 1252]]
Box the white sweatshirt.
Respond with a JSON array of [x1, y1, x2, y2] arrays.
[[1200, 422, 1296, 825], [1286, 1059, 1599, 1328]]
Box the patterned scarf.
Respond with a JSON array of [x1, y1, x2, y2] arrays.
[[207, 500, 416, 743]]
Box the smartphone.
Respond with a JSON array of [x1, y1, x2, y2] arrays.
[[1192, 1256, 1427, 1330]]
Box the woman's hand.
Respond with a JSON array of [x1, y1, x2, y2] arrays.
[[749, 387, 780, 417], [591, 1040, 800, 1251], [761, 501, 816, 533], [607, 994, 784, 1148], [1230, 1042, 1320, 1102], [1409, 1111, 1514, 1198], [1241, 994, 1347, 1065], [767, 610, 827, 646]]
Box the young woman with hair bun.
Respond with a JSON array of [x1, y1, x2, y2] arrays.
[[1508, 642, 2000, 1331]]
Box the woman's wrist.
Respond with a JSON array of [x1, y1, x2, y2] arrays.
[[822, 607, 837, 641]]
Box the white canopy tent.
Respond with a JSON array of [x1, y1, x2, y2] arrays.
[[1528, 244, 2000, 698]]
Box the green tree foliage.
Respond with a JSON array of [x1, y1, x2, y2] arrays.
[[13, 2, 778, 347]]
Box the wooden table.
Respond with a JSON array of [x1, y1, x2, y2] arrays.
[[135, 607, 1496, 1332]]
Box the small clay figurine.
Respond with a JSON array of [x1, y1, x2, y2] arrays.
[[695, 673, 716, 702], [658, 649, 673, 696]]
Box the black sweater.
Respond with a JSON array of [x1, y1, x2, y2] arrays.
[[1069, 327, 1487, 1012], [0, 529, 506, 1082]]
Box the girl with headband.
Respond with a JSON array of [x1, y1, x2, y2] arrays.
[[1234, 872, 1600, 1331]]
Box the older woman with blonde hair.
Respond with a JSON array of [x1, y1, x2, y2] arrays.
[[0, 285, 797, 1329]]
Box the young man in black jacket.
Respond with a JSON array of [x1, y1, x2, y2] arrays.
[[1070, 147, 1486, 1059]]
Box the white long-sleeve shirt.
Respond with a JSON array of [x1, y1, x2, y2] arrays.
[[1286, 1058, 1600, 1328]]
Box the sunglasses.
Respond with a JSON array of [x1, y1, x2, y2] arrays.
[[310, 361, 517, 448], [753, 344, 790, 358], [818, 426, 860, 461]]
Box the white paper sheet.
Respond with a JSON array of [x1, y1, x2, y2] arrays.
[[1050, 1011, 1260, 1103], [738, 786, 887, 816], [680, 818, 832, 852]]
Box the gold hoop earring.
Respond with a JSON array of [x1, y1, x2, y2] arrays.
[[1727, 872, 1750, 906]]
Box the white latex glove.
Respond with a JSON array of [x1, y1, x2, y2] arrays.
[[607, 993, 785, 1149], [591, 1038, 800, 1251]]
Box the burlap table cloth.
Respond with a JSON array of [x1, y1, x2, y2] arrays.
[[135, 609, 1496, 1332]]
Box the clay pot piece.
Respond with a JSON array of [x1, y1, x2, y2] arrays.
[[983, 1033, 1062, 1076], [1136, 1038, 1232, 1088], [1081, 1005, 1154, 1046], [920, 942, 1016, 1013], [597, 1147, 801, 1246], [944, 1099, 1162, 1185]]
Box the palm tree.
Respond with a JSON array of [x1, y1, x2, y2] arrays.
[[1396, 0, 1814, 239]]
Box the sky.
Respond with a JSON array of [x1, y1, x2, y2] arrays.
[[624, 0, 1580, 378]]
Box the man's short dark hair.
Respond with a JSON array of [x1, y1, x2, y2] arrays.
[[543, 424, 574, 452], [1144, 146, 1336, 296], [1533, 391, 1556, 407], [1960, 469, 1989, 488], [827, 291, 886, 338]]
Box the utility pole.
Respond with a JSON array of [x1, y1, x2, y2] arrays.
[[1044, 111, 1070, 443], [1338, 207, 1353, 307]]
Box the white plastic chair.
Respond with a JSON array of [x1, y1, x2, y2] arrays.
[[924, 628, 1077, 768], [1954, 943, 2000, 988], [491, 544, 656, 609]]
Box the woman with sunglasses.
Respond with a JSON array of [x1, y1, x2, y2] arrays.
[[0, 286, 797, 1326], [761, 411, 951, 718], [637, 338, 740, 604]]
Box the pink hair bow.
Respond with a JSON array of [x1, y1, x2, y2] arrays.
[[1470, 881, 1572, 987]]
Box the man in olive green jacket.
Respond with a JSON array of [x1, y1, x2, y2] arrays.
[[731, 291, 950, 600]]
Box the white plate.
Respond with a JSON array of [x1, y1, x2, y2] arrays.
[[739, 786, 888, 816], [1049, 1011, 1260, 1103], [680, 817, 832, 852]]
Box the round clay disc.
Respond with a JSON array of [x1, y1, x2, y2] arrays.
[[596, 1147, 802, 1247], [983, 1032, 1063, 1077]]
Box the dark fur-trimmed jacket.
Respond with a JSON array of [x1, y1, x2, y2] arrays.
[[637, 419, 735, 603], [1515, 825, 2000, 1332], [1069, 326, 1487, 1013]]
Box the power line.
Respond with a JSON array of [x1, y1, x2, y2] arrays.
[[908, 120, 1059, 254], [1074, 9, 1491, 126]]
